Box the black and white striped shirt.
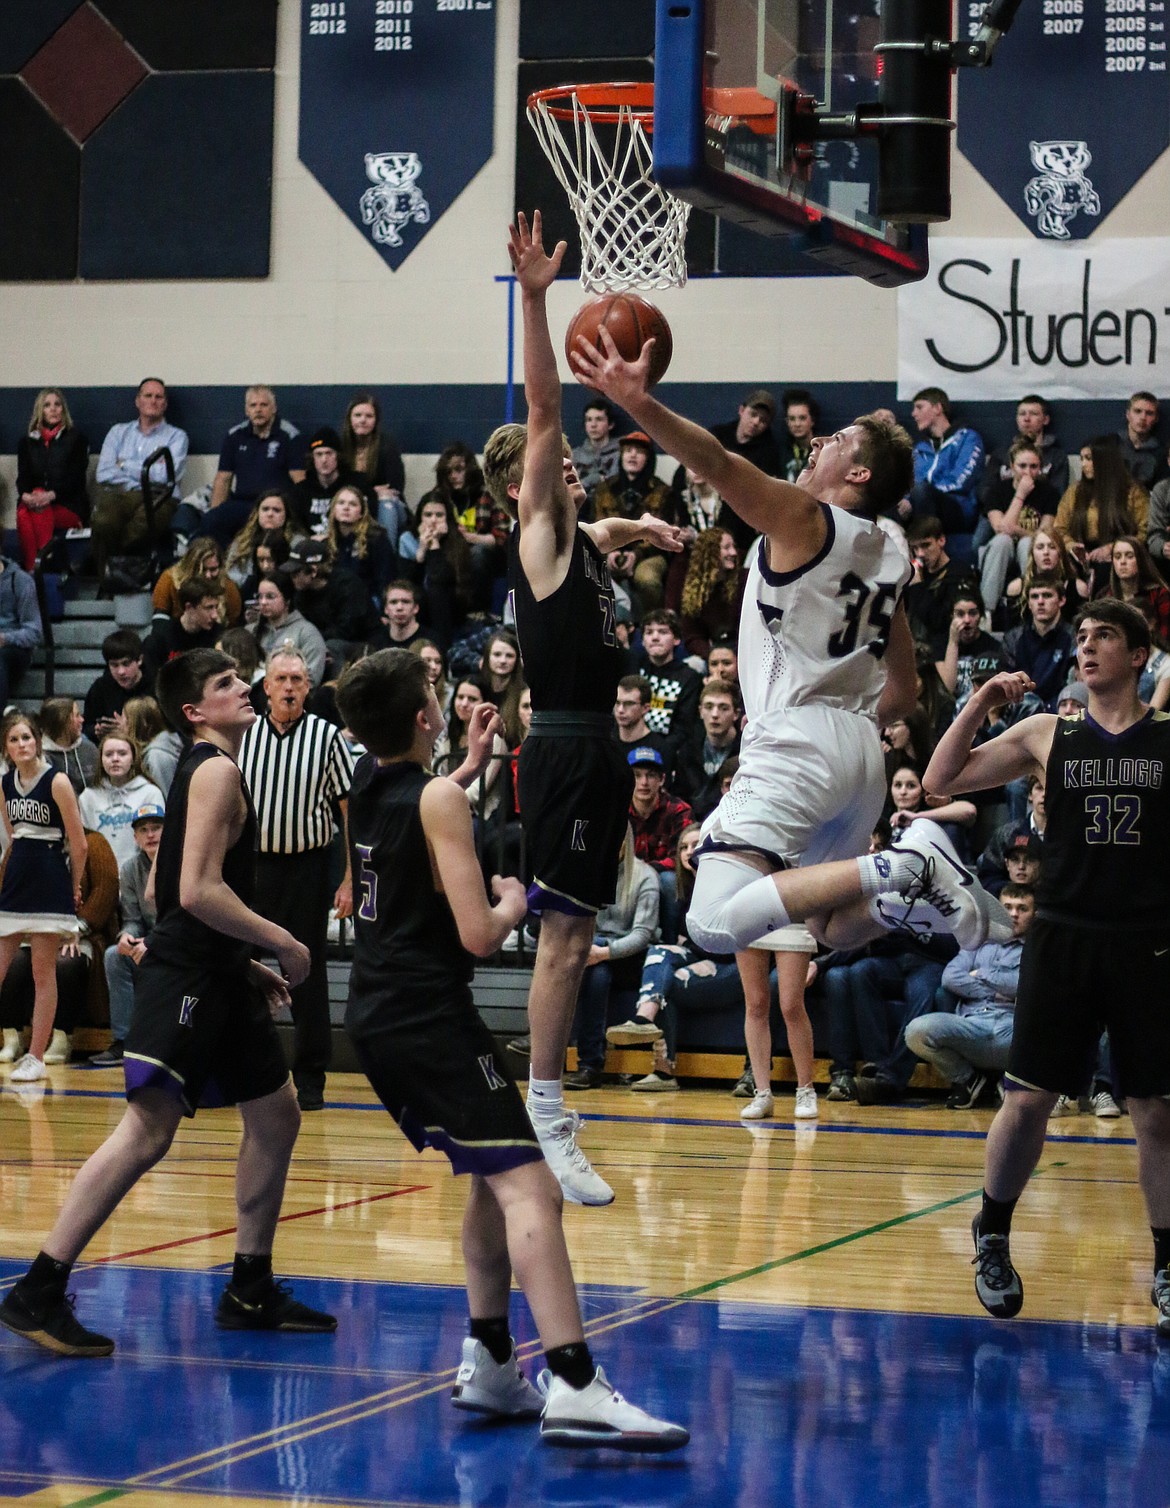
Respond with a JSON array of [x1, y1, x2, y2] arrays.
[[238, 713, 356, 854]]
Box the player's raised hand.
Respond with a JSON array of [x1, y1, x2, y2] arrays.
[[977, 670, 1036, 709], [637, 512, 686, 554], [571, 323, 653, 408], [508, 210, 566, 294], [465, 701, 503, 772]]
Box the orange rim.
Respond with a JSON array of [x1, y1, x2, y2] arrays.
[[527, 81, 655, 126]]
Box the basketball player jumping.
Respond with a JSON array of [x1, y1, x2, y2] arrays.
[[924, 600, 1170, 1334], [482, 212, 685, 1206], [572, 331, 1012, 971]]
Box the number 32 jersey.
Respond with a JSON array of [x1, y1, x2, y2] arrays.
[[739, 503, 912, 732]]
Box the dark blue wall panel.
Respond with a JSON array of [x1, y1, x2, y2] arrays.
[[0, 0, 84, 74], [0, 80, 80, 280], [97, 0, 277, 70]]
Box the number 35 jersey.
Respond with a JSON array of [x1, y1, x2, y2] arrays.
[[739, 504, 912, 732], [1038, 709, 1170, 931]]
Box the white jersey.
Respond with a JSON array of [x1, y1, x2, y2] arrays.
[[739, 503, 912, 733]]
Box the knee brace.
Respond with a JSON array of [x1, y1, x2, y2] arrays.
[[687, 855, 791, 955]]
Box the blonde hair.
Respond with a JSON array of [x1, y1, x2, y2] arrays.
[[28, 387, 73, 433], [483, 423, 528, 514], [327, 484, 373, 560], [172, 536, 228, 594]]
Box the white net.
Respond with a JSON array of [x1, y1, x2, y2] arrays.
[[527, 91, 690, 294]]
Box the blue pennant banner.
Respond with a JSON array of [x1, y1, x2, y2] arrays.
[[957, 0, 1168, 241], [298, 0, 496, 270]]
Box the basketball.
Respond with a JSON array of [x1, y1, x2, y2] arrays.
[[565, 293, 673, 387]]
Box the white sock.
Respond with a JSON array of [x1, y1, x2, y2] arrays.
[[856, 850, 916, 898], [526, 1076, 564, 1123]]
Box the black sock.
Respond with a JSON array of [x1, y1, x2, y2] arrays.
[[546, 1341, 596, 1390], [469, 1315, 513, 1365], [232, 1253, 273, 1288], [978, 1191, 1018, 1239], [25, 1251, 72, 1293], [1153, 1228, 1170, 1276]]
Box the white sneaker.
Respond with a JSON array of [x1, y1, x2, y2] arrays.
[[451, 1337, 543, 1418], [1049, 1094, 1078, 1118], [629, 1070, 678, 1092], [877, 818, 1012, 950], [1091, 1090, 1122, 1119], [794, 1084, 819, 1119], [740, 1089, 774, 1122], [10, 1054, 46, 1083], [0, 1028, 21, 1063], [605, 1017, 663, 1046], [533, 1111, 614, 1206], [43, 1030, 71, 1065], [538, 1367, 689, 1452]]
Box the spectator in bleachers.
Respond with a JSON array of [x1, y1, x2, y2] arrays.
[[0, 552, 43, 711], [672, 677, 741, 822], [636, 609, 703, 740], [289, 427, 372, 540], [980, 394, 1069, 500], [880, 709, 935, 784], [1116, 391, 1166, 489], [93, 378, 187, 573], [144, 579, 223, 670], [677, 528, 746, 660], [250, 568, 327, 686], [886, 760, 976, 856], [736, 924, 819, 1121], [668, 464, 724, 538], [399, 493, 472, 650], [409, 638, 451, 715], [224, 490, 304, 585], [338, 392, 405, 509], [977, 773, 1047, 897], [1096, 536, 1170, 641], [1001, 578, 1076, 711], [710, 388, 782, 553], [416, 444, 508, 612], [1003, 835, 1041, 892], [613, 674, 673, 770], [777, 388, 819, 483], [479, 629, 525, 747], [592, 432, 678, 609], [39, 697, 98, 795], [903, 517, 979, 649], [571, 397, 620, 504], [936, 590, 1005, 708], [197, 386, 302, 549], [565, 827, 660, 1091], [325, 485, 393, 604], [123, 696, 181, 797], [906, 387, 985, 559], [15, 388, 89, 571], [286, 540, 374, 669], [706, 636, 739, 691], [82, 630, 147, 742], [152, 537, 243, 626], [1145, 459, 1170, 579], [1004, 526, 1090, 621], [977, 439, 1059, 621], [78, 733, 164, 869], [367, 580, 426, 652], [237, 530, 290, 608], [217, 626, 265, 711], [904, 882, 1033, 1109], [1054, 439, 1149, 592], [915, 650, 955, 745], [92, 801, 162, 1066], [628, 744, 692, 940]]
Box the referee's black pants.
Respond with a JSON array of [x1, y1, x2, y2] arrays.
[[255, 849, 332, 1104]]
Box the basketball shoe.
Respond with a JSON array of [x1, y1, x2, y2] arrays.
[[971, 1215, 1024, 1319], [538, 1367, 689, 1451], [215, 1276, 337, 1332], [451, 1338, 543, 1417], [0, 1279, 114, 1357], [875, 819, 1012, 950], [534, 1111, 614, 1206]]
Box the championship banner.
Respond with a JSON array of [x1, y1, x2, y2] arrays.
[[897, 237, 1170, 402], [957, 1, 1168, 241], [299, 0, 496, 270]]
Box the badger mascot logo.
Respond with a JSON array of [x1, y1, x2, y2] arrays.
[[1023, 141, 1100, 240], [360, 152, 431, 249]]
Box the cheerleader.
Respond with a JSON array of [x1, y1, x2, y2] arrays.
[[0, 712, 87, 1082]]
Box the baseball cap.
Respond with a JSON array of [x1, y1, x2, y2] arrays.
[[1007, 833, 1042, 858], [131, 802, 165, 827], [288, 539, 328, 570], [308, 425, 342, 453], [628, 746, 665, 770], [742, 388, 776, 420], [619, 430, 655, 454]]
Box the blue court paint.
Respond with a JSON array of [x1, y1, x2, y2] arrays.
[[2, 1268, 1169, 1506]]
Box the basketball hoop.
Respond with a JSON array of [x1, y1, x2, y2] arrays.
[[526, 82, 690, 294]]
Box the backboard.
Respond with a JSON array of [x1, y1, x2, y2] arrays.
[[653, 0, 933, 287]]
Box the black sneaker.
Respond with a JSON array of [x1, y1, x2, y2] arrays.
[[0, 1281, 115, 1357], [826, 1073, 855, 1102], [946, 1073, 988, 1110], [563, 1067, 603, 1090], [215, 1277, 337, 1333], [971, 1215, 1024, 1318], [731, 1066, 755, 1099], [89, 1041, 124, 1067]]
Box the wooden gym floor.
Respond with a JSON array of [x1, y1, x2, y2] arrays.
[[1, 1067, 1166, 1508]]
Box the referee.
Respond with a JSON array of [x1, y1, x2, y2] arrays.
[[239, 645, 355, 1110]]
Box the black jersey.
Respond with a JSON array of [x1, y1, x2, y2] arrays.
[[150, 741, 258, 975], [345, 756, 473, 1033], [1038, 709, 1170, 930], [507, 525, 626, 716]]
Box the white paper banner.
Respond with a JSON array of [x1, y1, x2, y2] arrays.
[[897, 238, 1170, 403]]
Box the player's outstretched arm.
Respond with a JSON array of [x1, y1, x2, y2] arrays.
[[583, 512, 686, 557], [421, 775, 527, 956], [509, 211, 572, 534], [571, 326, 817, 540], [925, 672, 1055, 797]]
